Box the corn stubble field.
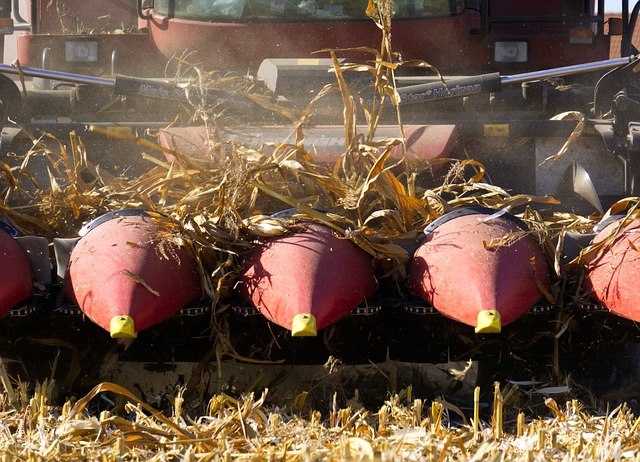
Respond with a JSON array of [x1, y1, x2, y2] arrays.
[[3, 1, 640, 460], [2, 369, 640, 461]]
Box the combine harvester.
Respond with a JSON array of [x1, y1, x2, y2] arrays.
[[0, 0, 639, 402]]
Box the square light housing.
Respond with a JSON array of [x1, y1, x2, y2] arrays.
[[65, 40, 99, 62], [493, 41, 528, 63]]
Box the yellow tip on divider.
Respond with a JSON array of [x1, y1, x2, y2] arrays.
[[110, 315, 137, 339], [291, 314, 317, 337], [475, 309, 502, 334]]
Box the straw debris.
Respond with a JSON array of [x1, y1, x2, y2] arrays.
[[1, 379, 639, 460]]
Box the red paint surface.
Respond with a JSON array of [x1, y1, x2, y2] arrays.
[[408, 213, 549, 327], [63, 215, 201, 334], [157, 125, 457, 166], [0, 231, 33, 316], [16, 2, 611, 77], [238, 223, 376, 330], [583, 219, 640, 321], [146, 10, 610, 73]]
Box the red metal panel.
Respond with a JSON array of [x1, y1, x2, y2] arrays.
[[63, 214, 201, 334], [18, 1, 612, 77], [146, 9, 611, 74], [0, 231, 33, 316], [157, 125, 458, 166], [147, 11, 493, 73], [584, 219, 640, 322], [16, 34, 166, 76], [238, 223, 376, 331], [408, 212, 550, 328]]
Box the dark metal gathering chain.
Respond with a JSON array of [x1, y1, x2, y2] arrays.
[[403, 305, 437, 315], [351, 305, 382, 316], [8, 304, 36, 317], [178, 305, 209, 316], [231, 304, 259, 316]]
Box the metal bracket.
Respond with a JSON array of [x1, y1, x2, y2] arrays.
[[591, 120, 617, 152], [593, 56, 640, 117], [629, 121, 640, 151], [0, 126, 22, 157]]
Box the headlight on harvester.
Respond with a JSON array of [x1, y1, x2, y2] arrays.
[[65, 40, 98, 62], [493, 41, 528, 63]]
